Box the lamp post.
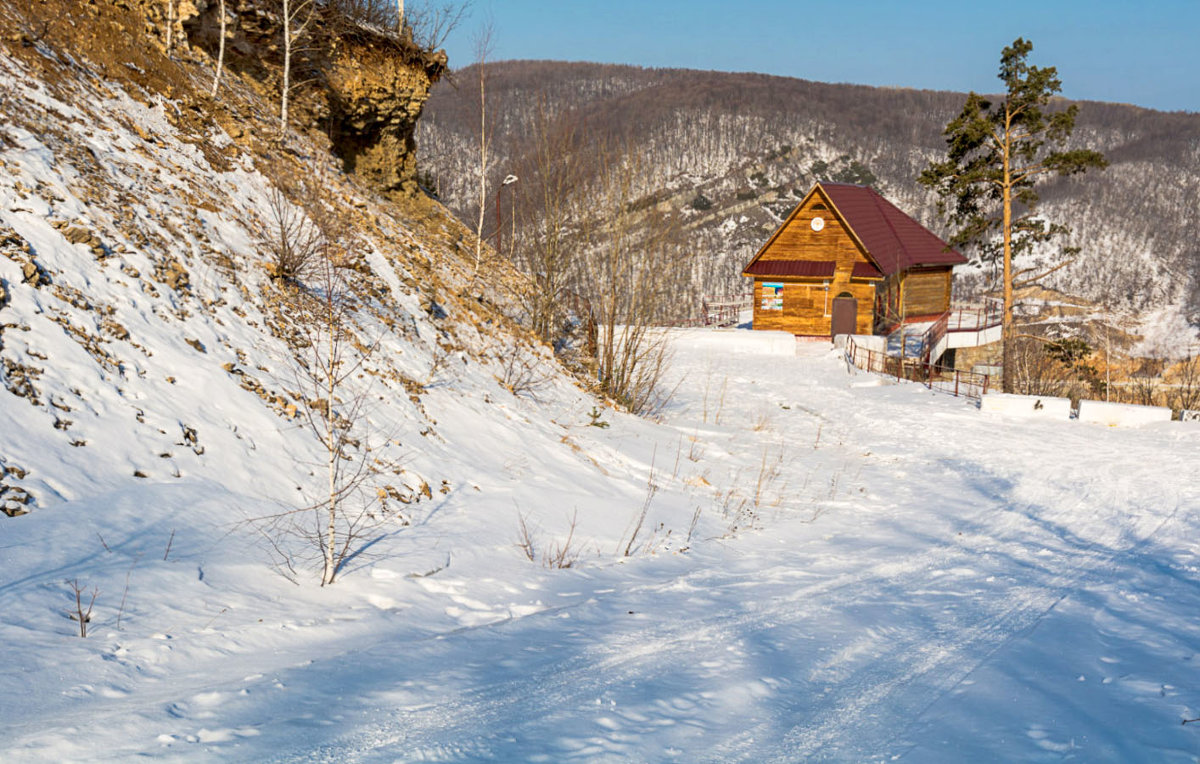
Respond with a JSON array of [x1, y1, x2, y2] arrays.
[[496, 174, 518, 257]]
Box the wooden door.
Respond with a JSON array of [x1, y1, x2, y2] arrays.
[[831, 295, 857, 337]]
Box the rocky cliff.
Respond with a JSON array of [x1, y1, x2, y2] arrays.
[[324, 30, 446, 196], [123, 0, 446, 196]]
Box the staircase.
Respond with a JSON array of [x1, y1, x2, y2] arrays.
[[887, 302, 1003, 365]]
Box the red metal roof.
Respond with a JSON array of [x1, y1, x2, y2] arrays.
[[741, 183, 965, 280], [743, 259, 836, 278], [851, 261, 883, 279], [820, 183, 966, 275]]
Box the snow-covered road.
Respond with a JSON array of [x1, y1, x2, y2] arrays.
[[5, 336, 1200, 761], [258, 361, 1198, 762]]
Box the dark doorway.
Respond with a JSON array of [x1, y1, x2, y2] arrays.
[[831, 293, 857, 337]]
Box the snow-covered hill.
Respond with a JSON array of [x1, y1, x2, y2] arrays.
[[4, 7, 1200, 762], [419, 61, 1200, 344], [5, 324, 1200, 759]]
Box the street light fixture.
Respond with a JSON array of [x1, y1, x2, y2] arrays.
[[496, 174, 518, 256]]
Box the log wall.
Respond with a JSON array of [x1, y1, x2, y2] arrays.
[[752, 279, 875, 335], [757, 193, 870, 274], [750, 189, 879, 336], [877, 268, 954, 328], [902, 269, 952, 316]]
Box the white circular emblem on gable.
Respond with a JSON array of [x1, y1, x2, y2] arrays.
[[811, 216, 825, 232]]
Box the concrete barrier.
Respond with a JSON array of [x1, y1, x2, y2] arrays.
[[848, 334, 886, 354], [1077, 399, 1173, 427], [980, 393, 1072, 419]]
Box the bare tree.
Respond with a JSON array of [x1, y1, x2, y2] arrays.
[[263, 169, 323, 281], [1006, 334, 1075, 398], [406, 1, 468, 51], [468, 22, 494, 286], [67, 579, 98, 638], [253, 177, 409, 585], [281, 0, 317, 132], [165, 0, 174, 52], [326, 0, 466, 50], [512, 101, 585, 344], [274, 245, 400, 585], [210, 0, 227, 98], [579, 141, 682, 415], [1167, 350, 1200, 417], [309, 250, 369, 585], [497, 116, 684, 412]]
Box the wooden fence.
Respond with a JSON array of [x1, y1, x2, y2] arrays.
[[846, 337, 991, 400]]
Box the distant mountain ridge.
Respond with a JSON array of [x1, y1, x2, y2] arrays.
[[418, 60, 1200, 343]]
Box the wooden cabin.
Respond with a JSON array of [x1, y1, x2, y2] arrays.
[[742, 182, 966, 337]]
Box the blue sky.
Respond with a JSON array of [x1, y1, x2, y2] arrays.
[[438, 0, 1198, 113]]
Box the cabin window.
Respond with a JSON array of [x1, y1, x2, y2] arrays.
[[761, 282, 784, 311], [811, 204, 827, 210]]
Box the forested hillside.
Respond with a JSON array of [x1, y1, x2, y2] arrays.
[[418, 61, 1200, 343]]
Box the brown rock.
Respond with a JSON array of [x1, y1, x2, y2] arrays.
[[102, 319, 130, 341], [324, 39, 445, 197], [63, 226, 93, 245], [21, 261, 46, 286], [156, 260, 189, 290]]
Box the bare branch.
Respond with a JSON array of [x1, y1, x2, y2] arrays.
[[1013, 258, 1075, 287]]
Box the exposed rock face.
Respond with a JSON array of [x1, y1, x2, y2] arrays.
[[132, 0, 445, 196], [326, 38, 446, 196]]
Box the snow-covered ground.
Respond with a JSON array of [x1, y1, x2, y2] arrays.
[[2, 26, 1200, 761], [4, 331, 1200, 762]]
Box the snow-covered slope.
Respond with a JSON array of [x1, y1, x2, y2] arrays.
[[0, 0, 717, 580], [4, 15, 1200, 763], [5, 326, 1200, 760], [0, 46, 461, 516]]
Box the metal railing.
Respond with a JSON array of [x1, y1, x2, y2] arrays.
[[946, 301, 1003, 333], [846, 337, 991, 400], [925, 312, 950, 363], [900, 300, 1004, 366], [667, 292, 753, 328]]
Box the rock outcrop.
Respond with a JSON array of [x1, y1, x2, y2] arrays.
[[326, 34, 446, 196], [133, 0, 445, 197]]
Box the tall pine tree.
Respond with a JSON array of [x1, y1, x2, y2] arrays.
[[920, 38, 1107, 392]]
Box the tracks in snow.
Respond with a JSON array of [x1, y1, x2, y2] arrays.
[[269, 476, 1184, 763]]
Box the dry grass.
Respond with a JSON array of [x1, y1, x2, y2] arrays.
[[67, 578, 98, 638], [750, 408, 772, 432], [618, 456, 659, 557], [515, 510, 583, 569], [718, 445, 787, 536]]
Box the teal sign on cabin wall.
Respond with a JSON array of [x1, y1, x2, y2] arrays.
[[762, 282, 783, 310]]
